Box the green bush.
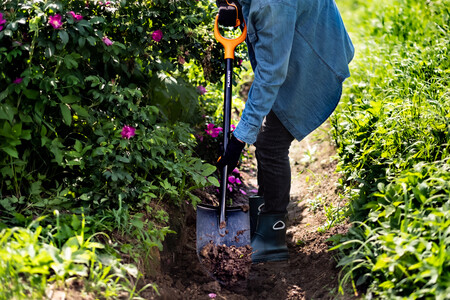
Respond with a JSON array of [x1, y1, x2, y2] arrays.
[[0, 0, 225, 216], [0, 0, 243, 296], [331, 0, 450, 298]]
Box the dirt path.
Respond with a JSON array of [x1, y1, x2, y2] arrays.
[[144, 122, 356, 299]]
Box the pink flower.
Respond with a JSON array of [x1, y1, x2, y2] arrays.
[[48, 14, 62, 29], [228, 175, 236, 184], [240, 189, 247, 195], [13, 77, 23, 84], [0, 12, 6, 31], [178, 56, 186, 65], [250, 189, 258, 194], [151, 29, 163, 42], [68, 11, 83, 21], [235, 178, 242, 185], [205, 123, 222, 138], [208, 293, 217, 298], [230, 124, 236, 131], [197, 85, 207, 95], [232, 168, 240, 174], [121, 125, 136, 139], [102, 36, 113, 46]]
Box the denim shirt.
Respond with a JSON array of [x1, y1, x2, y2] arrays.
[[232, 0, 354, 145]]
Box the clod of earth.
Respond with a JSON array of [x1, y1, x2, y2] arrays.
[[199, 241, 253, 286]]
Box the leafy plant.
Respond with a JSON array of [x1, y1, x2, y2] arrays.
[[0, 213, 143, 299], [330, 0, 450, 298]]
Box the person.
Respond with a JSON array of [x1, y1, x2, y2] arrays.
[[216, 0, 354, 263]]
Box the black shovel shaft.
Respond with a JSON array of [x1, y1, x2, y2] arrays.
[[219, 58, 233, 225]]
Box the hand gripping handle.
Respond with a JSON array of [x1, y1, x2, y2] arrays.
[[214, 15, 247, 59]]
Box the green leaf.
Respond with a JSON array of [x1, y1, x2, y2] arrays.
[[64, 55, 78, 69], [0, 103, 17, 122], [23, 89, 39, 100], [0, 89, 8, 101], [74, 140, 82, 152], [208, 176, 220, 187], [59, 30, 69, 45], [60, 94, 80, 104], [379, 281, 395, 289], [86, 36, 96, 46], [60, 104, 72, 126], [71, 104, 89, 118], [78, 37, 86, 47], [201, 164, 216, 177], [71, 214, 81, 230], [2, 146, 19, 158]]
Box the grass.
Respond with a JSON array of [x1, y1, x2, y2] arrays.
[[330, 0, 450, 298]]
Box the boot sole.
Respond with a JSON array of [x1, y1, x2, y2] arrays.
[[252, 252, 289, 263]]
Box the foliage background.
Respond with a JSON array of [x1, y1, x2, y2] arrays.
[[0, 0, 247, 298], [331, 0, 450, 298]]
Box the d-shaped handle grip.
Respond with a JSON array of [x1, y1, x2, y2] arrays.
[[214, 15, 247, 59]]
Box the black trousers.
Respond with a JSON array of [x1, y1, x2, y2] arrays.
[[254, 110, 295, 214]]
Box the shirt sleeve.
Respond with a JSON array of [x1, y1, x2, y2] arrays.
[[233, 1, 297, 145]]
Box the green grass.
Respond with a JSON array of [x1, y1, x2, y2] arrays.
[[330, 0, 450, 298], [0, 213, 153, 299]]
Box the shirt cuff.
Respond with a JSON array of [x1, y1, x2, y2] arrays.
[[232, 118, 260, 145]]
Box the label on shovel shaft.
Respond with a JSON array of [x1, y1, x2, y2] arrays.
[[226, 69, 231, 88]]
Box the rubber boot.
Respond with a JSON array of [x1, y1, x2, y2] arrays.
[[251, 213, 289, 263], [249, 195, 265, 238]]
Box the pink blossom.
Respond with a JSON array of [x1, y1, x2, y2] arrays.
[[197, 85, 207, 95], [102, 36, 113, 46], [228, 176, 236, 184], [208, 293, 217, 298], [48, 14, 62, 29], [235, 178, 242, 185], [13, 77, 23, 84], [151, 29, 163, 42], [228, 184, 233, 192], [240, 189, 247, 195], [68, 11, 83, 21], [178, 56, 186, 65], [0, 12, 6, 31], [232, 168, 240, 174], [230, 124, 236, 131], [121, 125, 136, 139], [205, 123, 222, 138], [250, 189, 258, 194]]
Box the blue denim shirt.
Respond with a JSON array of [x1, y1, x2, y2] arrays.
[[233, 0, 354, 144]]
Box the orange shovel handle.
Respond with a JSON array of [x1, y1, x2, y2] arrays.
[[214, 15, 247, 60]]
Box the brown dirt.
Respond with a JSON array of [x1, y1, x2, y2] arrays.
[[138, 122, 360, 300], [199, 242, 253, 287]]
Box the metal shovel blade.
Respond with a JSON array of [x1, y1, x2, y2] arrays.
[[196, 204, 250, 255]]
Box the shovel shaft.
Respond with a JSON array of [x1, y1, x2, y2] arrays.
[[219, 58, 234, 225]]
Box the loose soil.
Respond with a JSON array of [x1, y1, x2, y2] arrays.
[[140, 121, 359, 300], [199, 242, 253, 287]]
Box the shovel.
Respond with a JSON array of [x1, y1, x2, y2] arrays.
[[196, 15, 250, 264]]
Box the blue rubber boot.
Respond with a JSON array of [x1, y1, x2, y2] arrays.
[[249, 195, 264, 238], [251, 213, 289, 263]]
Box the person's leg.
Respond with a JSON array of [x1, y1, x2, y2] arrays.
[[254, 110, 294, 214], [251, 110, 294, 263]]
